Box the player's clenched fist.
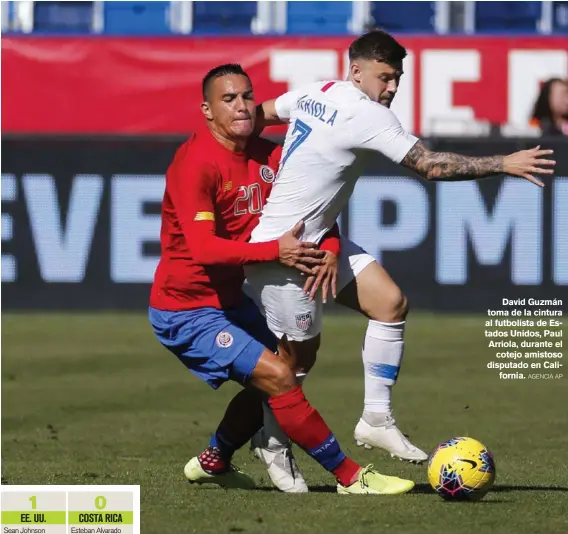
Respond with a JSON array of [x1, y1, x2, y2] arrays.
[[278, 220, 326, 275], [503, 145, 556, 187]]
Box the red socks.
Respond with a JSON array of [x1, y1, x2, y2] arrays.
[[198, 446, 227, 474], [268, 386, 360, 486], [333, 457, 361, 487]]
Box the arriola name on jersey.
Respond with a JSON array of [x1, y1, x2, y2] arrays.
[[296, 95, 338, 126]]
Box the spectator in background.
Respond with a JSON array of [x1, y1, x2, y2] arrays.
[[531, 78, 568, 136]]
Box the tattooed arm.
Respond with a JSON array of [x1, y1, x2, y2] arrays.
[[401, 141, 555, 187], [401, 141, 503, 181]]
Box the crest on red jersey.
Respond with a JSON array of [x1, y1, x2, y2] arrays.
[[259, 165, 275, 183], [216, 331, 233, 348], [295, 313, 313, 331]]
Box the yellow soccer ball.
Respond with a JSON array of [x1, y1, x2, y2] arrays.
[[428, 437, 496, 501]]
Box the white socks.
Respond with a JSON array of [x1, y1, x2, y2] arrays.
[[362, 320, 405, 420]]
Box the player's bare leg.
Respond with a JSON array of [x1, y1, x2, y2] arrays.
[[336, 260, 428, 463], [251, 336, 319, 493], [249, 349, 414, 494]]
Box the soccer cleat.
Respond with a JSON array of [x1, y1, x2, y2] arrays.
[[251, 431, 309, 493], [183, 456, 256, 489], [354, 416, 429, 464], [337, 464, 415, 495]]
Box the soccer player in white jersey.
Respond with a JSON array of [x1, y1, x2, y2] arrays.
[[244, 30, 556, 493]]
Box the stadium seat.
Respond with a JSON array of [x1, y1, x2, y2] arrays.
[[1, 1, 11, 31], [474, 1, 542, 32], [33, 1, 94, 32], [369, 1, 436, 32], [553, 1, 568, 32], [285, 1, 353, 35], [4, 0, 567, 36], [103, 1, 171, 35], [192, 1, 257, 34]]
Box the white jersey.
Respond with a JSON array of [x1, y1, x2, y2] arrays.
[[249, 80, 418, 245]]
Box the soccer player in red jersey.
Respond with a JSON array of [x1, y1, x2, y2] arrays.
[[149, 64, 415, 494]]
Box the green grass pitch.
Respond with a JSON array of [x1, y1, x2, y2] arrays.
[[2, 312, 567, 533]]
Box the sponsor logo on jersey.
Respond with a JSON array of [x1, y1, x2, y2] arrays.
[[194, 211, 215, 221], [259, 165, 275, 183], [295, 312, 313, 331], [216, 331, 233, 348]]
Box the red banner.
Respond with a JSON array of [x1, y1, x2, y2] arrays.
[[2, 36, 567, 136]]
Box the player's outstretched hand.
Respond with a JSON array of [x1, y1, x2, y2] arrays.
[[503, 146, 555, 187], [303, 251, 338, 304], [278, 221, 326, 275]]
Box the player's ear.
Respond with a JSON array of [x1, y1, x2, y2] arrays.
[[350, 62, 362, 84], [201, 101, 213, 121]]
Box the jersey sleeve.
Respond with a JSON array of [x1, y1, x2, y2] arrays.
[[169, 157, 279, 265], [274, 90, 302, 121], [352, 102, 418, 163], [274, 82, 326, 120], [320, 223, 341, 256]]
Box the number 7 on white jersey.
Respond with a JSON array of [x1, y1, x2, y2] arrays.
[[280, 119, 312, 168]]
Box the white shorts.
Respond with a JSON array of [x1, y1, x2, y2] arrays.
[[243, 236, 375, 341]]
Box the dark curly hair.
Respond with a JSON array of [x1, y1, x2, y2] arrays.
[[349, 30, 407, 66], [531, 78, 565, 122]]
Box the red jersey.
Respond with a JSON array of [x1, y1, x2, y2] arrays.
[[150, 131, 340, 311]]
